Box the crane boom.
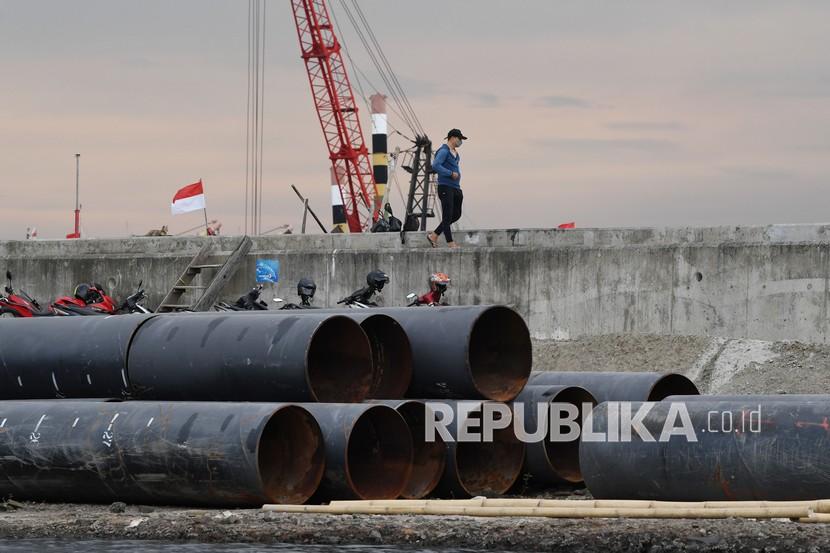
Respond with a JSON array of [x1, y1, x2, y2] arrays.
[[290, 0, 378, 232]]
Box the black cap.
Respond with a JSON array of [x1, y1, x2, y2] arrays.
[[446, 128, 468, 140]]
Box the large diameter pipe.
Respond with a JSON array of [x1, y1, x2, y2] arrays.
[[303, 403, 413, 500], [221, 311, 413, 399], [0, 400, 325, 506], [580, 399, 830, 501], [373, 306, 532, 401], [128, 313, 373, 402], [512, 385, 596, 489], [370, 400, 447, 499], [432, 401, 526, 498], [530, 371, 699, 403], [335, 313, 412, 399], [0, 315, 156, 399]]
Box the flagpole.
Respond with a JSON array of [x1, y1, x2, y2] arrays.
[[200, 178, 210, 235]]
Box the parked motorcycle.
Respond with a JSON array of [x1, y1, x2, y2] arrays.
[[278, 277, 318, 310], [216, 284, 269, 311], [406, 272, 451, 307], [52, 282, 118, 316], [0, 271, 60, 317], [338, 270, 389, 308]]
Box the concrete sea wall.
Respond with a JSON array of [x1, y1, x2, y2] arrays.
[[2, 224, 830, 343]]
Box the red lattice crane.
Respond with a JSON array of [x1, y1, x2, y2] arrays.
[[291, 0, 378, 232]]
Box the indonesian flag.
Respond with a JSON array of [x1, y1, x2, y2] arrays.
[[171, 180, 206, 215], [558, 222, 576, 229]]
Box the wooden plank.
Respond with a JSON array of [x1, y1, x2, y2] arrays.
[[190, 236, 252, 312]]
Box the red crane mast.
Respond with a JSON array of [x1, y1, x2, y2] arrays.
[[290, 0, 378, 232]]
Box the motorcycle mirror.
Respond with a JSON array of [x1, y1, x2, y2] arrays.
[[406, 292, 417, 301], [137, 280, 143, 289], [5, 271, 11, 281]]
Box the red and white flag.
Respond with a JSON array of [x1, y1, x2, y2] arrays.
[[171, 180, 206, 215]]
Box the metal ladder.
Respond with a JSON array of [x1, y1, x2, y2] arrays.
[[156, 235, 253, 312]]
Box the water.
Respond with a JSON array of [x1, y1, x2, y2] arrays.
[[0, 541, 517, 553]]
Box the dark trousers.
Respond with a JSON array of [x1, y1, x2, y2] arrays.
[[434, 185, 463, 243]]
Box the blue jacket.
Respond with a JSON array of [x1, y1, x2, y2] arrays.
[[433, 144, 461, 188]]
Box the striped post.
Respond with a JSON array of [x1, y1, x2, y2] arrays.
[[370, 94, 388, 216], [330, 167, 349, 233]]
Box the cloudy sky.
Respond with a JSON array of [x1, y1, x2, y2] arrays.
[[1, 1, 829, 239]]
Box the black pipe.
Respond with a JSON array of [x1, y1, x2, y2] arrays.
[[0, 400, 325, 506], [334, 313, 412, 399], [370, 306, 532, 401], [0, 315, 156, 399], [217, 311, 413, 399], [529, 371, 699, 403], [580, 399, 830, 501], [432, 400, 526, 498], [303, 403, 413, 500], [512, 385, 596, 489], [370, 400, 446, 499], [128, 313, 373, 402]]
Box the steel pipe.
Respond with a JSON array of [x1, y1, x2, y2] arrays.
[[128, 313, 373, 402], [433, 401, 526, 498], [224, 310, 413, 399], [512, 385, 596, 489], [580, 399, 830, 501], [529, 371, 699, 403], [303, 403, 413, 500], [0, 315, 156, 399], [369, 306, 532, 401], [339, 313, 412, 399], [370, 400, 447, 499], [0, 400, 325, 506]]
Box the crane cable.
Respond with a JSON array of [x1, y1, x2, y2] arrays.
[[334, 0, 423, 137]]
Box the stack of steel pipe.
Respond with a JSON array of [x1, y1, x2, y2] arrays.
[[0, 304, 539, 505]]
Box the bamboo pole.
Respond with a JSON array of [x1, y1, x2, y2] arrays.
[[328, 498, 830, 512], [263, 503, 811, 520]]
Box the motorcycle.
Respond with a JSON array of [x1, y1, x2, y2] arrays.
[[216, 284, 269, 311], [406, 272, 451, 307], [0, 271, 60, 317], [52, 281, 150, 315], [337, 270, 389, 309], [277, 277, 318, 310], [52, 282, 118, 316], [119, 280, 151, 314]]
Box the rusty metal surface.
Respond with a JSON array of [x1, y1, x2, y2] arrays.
[[512, 385, 596, 489], [0, 315, 157, 400], [433, 401, 525, 498], [581, 399, 830, 501], [369, 399, 446, 499], [303, 403, 413, 500], [0, 400, 325, 506], [370, 306, 532, 401], [530, 371, 699, 403], [128, 313, 373, 402]]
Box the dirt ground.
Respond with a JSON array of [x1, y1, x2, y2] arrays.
[[0, 501, 829, 552], [532, 334, 830, 394]]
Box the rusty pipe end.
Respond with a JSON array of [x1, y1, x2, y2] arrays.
[[258, 405, 325, 504], [346, 405, 413, 499], [452, 403, 526, 497], [361, 315, 414, 399], [307, 316, 374, 402], [394, 401, 447, 499], [468, 306, 532, 401], [539, 386, 596, 484], [647, 373, 699, 401]]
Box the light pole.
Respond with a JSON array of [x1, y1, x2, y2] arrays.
[[67, 153, 81, 239]]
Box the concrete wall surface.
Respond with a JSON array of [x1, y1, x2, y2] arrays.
[[2, 223, 830, 343]]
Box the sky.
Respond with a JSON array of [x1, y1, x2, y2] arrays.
[[1, 1, 829, 239]]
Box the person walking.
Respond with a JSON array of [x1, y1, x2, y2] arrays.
[[427, 128, 467, 249]]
